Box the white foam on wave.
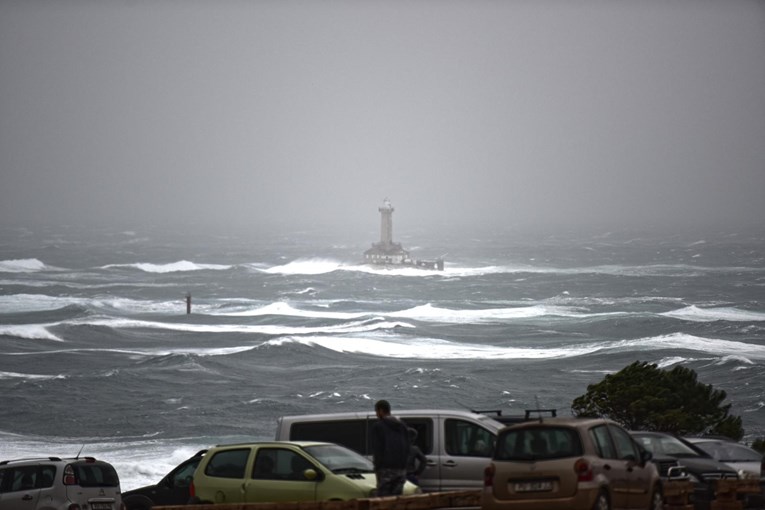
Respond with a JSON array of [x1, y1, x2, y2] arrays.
[[61, 316, 412, 336], [266, 335, 604, 360], [387, 303, 618, 323], [609, 333, 765, 361], [661, 305, 765, 322], [0, 371, 67, 381], [0, 258, 50, 273], [0, 324, 63, 341], [214, 301, 620, 323], [261, 259, 345, 275], [213, 301, 369, 320], [265, 331, 765, 362], [0, 294, 89, 313], [102, 260, 232, 273]]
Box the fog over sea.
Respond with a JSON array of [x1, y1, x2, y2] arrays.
[[1, 224, 764, 491]]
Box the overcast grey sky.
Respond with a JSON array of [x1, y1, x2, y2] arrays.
[[1, 0, 763, 233]]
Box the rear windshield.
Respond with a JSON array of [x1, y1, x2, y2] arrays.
[[74, 463, 120, 487], [496, 426, 583, 461]]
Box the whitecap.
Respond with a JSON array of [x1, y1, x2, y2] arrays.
[[0, 371, 67, 381], [101, 261, 231, 273], [0, 324, 63, 341], [0, 258, 49, 273], [661, 305, 765, 322]]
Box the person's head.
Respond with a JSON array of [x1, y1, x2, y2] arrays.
[[408, 427, 418, 443], [374, 399, 391, 418]]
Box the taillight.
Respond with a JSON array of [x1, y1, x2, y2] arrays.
[[63, 464, 77, 485], [189, 479, 196, 498], [574, 458, 593, 482], [67, 505, 81, 510], [484, 464, 495, 487]]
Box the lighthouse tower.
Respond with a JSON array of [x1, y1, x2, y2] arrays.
[[379, 198, 394, 246], [364, 198, 410, 264]]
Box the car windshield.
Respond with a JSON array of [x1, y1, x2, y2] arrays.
[[693, 442, 762, 462], [633, 435, 700, 458], [303, 444, 373, 473], [495, 426, 583, 461]]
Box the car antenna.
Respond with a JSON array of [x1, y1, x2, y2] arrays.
[[75, 444, 85, 459]]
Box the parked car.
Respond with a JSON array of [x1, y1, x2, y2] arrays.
[[189, 441, 419, 504], [684, 437, 764, 509], [631, 431, 738, 510], [275, 409, 503, 492], [684, 437, 763, 480], [122, 450, 206, 510], [0, 456, 125, 510], [482, 417, 662, 510]]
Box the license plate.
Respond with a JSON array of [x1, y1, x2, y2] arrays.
[[514, 480, 553, 492], [90, 503, 112, 510]]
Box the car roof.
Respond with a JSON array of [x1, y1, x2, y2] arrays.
[[210, 440, 335, 449], [0, 456, 107, 466], [280, 409, 500, 421], [501, 416, 616, 430]]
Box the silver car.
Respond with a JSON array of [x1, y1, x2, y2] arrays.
[[683, 438, 763, 480], [0, 456, 125, 510]]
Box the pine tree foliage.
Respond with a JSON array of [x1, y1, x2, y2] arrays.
[[571, 361, 744, 440]]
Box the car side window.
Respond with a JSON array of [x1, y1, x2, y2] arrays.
[[39, 466, 56, 488], [291, 420, 368, 455], [400, 418, 434, 455], [9, 467, 38, 492], [590, 425, 617, 459], [252, 448, 315, 481], [609, 425, 639, 461], [444, 419, 495, 457], [205, 449, 250, 479], [171, 460, 200, 487]]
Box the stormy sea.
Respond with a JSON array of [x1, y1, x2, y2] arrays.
[[1, 224, 764, 491]]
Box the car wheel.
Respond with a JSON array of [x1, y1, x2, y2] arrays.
[[648, 490, 663, 510], [593, 490, 610, 510]]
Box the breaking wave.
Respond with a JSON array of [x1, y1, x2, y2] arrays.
[[0, 259, 51, 273], [0, 324, 63, 341], [101, 261, 232, 273], [661, 305, 765, 322]]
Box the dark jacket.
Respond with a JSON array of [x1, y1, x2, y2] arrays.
[[371, 416, 410, 470]]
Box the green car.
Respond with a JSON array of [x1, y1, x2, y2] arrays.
[[189, 441, 420, 504]]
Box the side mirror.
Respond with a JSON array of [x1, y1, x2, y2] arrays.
[[303, 469, 318, 481], [640, 449, 653, 464]]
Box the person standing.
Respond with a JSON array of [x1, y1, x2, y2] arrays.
[[406, 427, 427, 485], [371, 399, 410, 496]]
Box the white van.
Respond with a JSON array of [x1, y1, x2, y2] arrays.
[[275, 409, 504, 492]]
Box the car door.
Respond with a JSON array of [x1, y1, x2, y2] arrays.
[[589, 424, 630, 509], [438, 417, 495, 492], [199, 447, 251, 503], [152, 456, 202, 506], [0, 466, 41, 510], [608, 425, 652, 509], [244, 447, 318, 502]]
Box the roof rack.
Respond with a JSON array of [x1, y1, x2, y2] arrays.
[[0, 457, 63, 465], [472, 408, 558, 424]]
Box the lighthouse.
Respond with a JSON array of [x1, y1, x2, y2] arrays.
[[362, 199, 444, 270]]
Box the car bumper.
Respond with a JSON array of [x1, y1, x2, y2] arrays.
[[481, 486, 598, 510]]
